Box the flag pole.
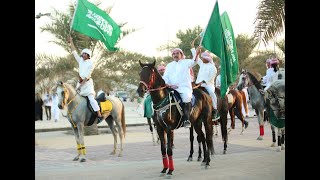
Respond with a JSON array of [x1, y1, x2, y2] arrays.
[[69, 0, 79, 36]]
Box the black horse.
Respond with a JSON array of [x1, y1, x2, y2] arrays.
[[137, 61, 217, 177]]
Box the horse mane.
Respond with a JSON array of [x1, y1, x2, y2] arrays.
[[60, 82, 77, 96], [247, 71, 263, 90]]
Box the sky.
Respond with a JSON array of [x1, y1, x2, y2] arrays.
[[35, 0, 263, 58]]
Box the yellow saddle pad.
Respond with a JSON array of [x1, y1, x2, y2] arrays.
[[100, 100, 112, 113]]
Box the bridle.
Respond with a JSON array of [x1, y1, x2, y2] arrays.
[[59, 84, 80, 128], [240, 72, 253, 88], [139, 66, 168, 92]]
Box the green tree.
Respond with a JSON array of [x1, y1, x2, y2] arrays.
[[235, 34, 259, 69]]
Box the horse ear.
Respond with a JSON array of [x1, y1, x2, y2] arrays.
[[152, 60, 156, 67], [139, 60, 143, 67]]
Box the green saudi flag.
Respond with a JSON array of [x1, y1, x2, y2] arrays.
[[220, 11, 239, 86], [201, 1, 228, 98], [71, 0, 121, 51]]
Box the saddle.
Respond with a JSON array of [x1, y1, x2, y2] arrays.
[[85, 92, 112, 126]]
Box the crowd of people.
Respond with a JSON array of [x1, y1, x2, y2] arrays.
[[35, 88, 60, 122]]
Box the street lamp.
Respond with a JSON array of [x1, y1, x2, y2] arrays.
[[35, 12, 51, 19]]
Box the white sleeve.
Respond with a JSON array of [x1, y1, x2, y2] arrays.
[[72, 50, 81, 64]]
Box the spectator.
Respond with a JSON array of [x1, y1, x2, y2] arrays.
[[43, 89, 52, 120], [35, 92, 43, 121], [51, 92, 60, 122]]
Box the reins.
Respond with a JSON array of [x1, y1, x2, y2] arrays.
[[139, 66, 168, 92]]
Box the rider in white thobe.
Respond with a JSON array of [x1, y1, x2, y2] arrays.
[[162, 48, 198, 128]]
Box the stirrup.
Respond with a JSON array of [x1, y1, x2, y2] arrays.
[[97, 116, 104, 124], [184, 120, 191, 128], [212, 114, 220, 121]]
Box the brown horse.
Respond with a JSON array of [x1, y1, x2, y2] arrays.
[[137, 61, 228, 177], [226, 89, 249, 135]]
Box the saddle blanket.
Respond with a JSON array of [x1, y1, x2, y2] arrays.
[[100, 100, 112, 113], [269, 108, 285, 128]]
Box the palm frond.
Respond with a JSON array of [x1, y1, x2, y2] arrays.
[[253, 0, 285, 46]]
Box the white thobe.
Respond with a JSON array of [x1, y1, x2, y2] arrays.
[[163, 58, 196, 102]]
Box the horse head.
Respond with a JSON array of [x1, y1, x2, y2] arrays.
[[56, 81, 73, 109], [237, 69, 249, 90], [137, 60, 166, 98]]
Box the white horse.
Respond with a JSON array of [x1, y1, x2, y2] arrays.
[[56, 81, 126, 162]]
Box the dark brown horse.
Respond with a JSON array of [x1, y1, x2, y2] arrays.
[[137, 61, 226, 177]]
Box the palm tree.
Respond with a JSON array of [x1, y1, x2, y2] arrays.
[[253, 0, 285, 46]]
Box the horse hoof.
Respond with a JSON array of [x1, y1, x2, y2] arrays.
[[223, 150, 227, 154], [80, 158, 86, 162], [159, 173, 166, 177], [110, 151, 116, 155], [165, 174, 172, 179], [276, 146, 281, 152], [201, 162, 206, 166], [73, 156, 80, 161], [205, 164, 210, 169], [257, 136, 263, 140], [187, 157, 192, 161], [245, 122, 249, 129], [270, 143, 276, 147], [281, 145, 285, 150], [197, 157, 202, 162]]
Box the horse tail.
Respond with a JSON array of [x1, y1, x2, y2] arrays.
[[239, 90, 248, 114], [121, 101, 126, 138]]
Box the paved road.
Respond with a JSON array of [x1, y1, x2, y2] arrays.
[[35, 101, 285, 180]]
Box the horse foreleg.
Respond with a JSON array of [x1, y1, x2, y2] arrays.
[[270, 125, 276, 147], [165, 128, 174, 177], [197, 135, 203, 161], [281, 128, 285, 150], [72, 127, 81, 161], [276, 128, 282, 152], [157, 127, 168, 177], [257, 110, 264, 140], [187, 125, 194, 161], [76, 124, 86, 162]]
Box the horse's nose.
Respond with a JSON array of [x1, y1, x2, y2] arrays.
[[58, 104, 63, 109], [136, 88, 144, 97]]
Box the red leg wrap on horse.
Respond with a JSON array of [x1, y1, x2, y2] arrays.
[[168, 156, 174, 170], [260, 125, 264, 136], [162, 155, 168, 168]]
